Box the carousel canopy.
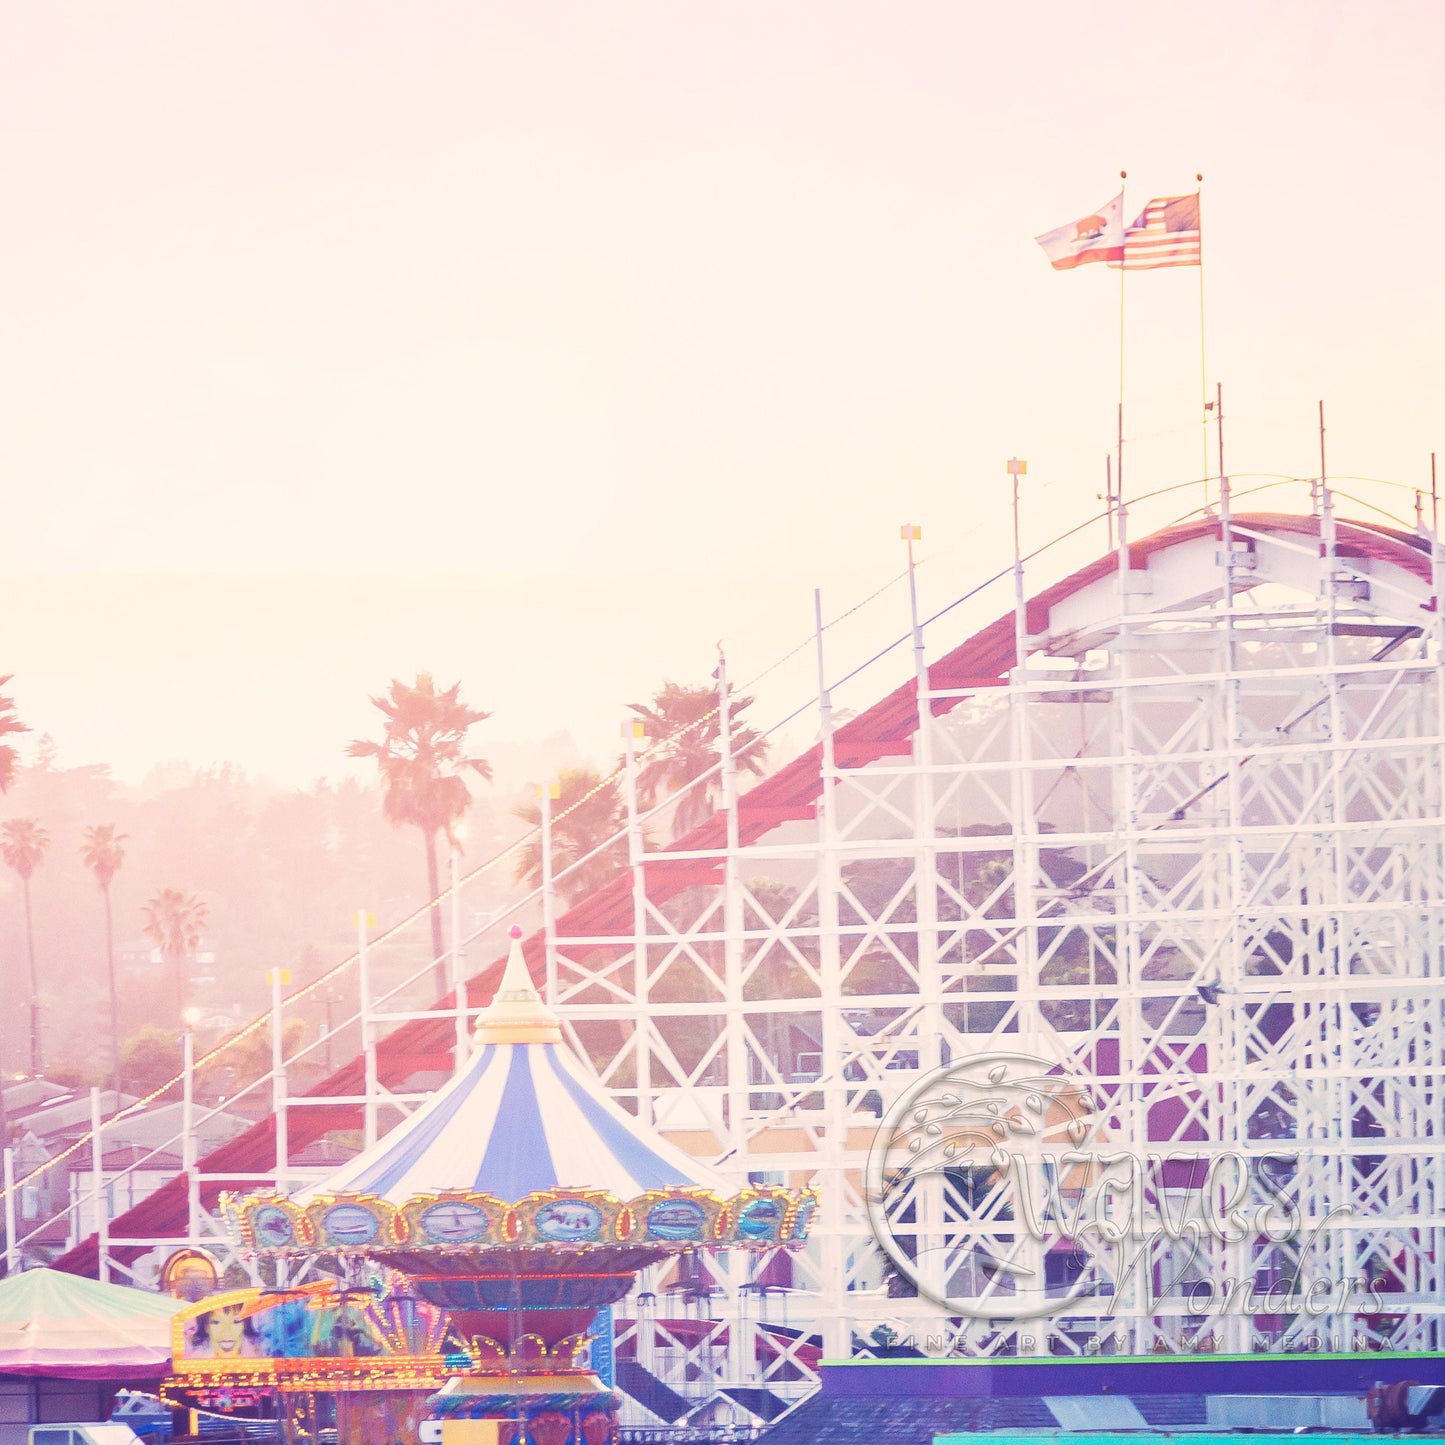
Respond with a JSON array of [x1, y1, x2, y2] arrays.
[[0, 1267, 181, 1379], [299, 933, 727, 1204]]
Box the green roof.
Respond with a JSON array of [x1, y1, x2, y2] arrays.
[[0, 1268, 178, 1324]]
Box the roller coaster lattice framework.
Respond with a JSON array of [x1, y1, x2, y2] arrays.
[[48, 483, 1445, 1403]]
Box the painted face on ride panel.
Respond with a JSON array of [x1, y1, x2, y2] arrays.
[[207, 1305, 247, 1355]]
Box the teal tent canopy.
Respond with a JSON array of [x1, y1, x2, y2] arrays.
[[0, 1268, 180, 1379]]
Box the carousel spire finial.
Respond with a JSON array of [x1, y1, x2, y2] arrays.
[[473, 925, 563, 1044]]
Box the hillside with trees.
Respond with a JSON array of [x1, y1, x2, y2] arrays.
[[0, 671, 763, 1096], [0, 748, 531, 1088]]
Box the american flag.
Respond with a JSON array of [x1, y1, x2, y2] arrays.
[[1113, 193, 1201, 270]]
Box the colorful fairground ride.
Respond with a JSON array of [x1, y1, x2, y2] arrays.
[[187, 928, 815, 1445], [165, 1275, 457, 1445]]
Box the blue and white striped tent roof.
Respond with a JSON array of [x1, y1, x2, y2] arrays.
[[301, 933, 727, 1205]]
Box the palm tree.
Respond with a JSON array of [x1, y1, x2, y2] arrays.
[[513, 767, 629, 905], [0, 686, 23, 1136], [0, 678, 28, 794], [347, 674, 492, 992], [1, 819, 49, 1075], [142, 888, 210, 1023], [627, 681, 767, 838], [81, 825, 128, 1093]]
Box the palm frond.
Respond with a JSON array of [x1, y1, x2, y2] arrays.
[[350, 675, 492, 865], [625, 679, 769, 837]]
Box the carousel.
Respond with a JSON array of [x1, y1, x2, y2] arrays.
[[214, 928, 815, 1445]]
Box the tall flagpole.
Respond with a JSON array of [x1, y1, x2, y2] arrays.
[[1104, 454, 1115, 551], [1214, 382, 1226, 491], [1117, 169, 1128, 510], [1197, 171, 1209, 510]]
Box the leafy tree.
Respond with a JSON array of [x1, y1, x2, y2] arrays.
[[627, 680, 767, 839], [80, 825, 128, 1092], [45, 1064, 92, 1090], [200, 1017, 308, 1106], [0, 683, 26, 1138], [119, 1025, 183, 1099], [512, 767, 628, 905], [142, 887, 210, 1022], [1, 818, 49, 1075], [0, 677, 27, 794], [347, 674, 492, 992]]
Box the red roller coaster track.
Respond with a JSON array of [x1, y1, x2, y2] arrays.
[[52, 512, 1433, 1277]]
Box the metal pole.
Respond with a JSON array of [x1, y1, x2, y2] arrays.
[[1009, 459, 1029, 674], [1114, 491, 1146, 1349], [904, 526, 942, 1077], [716, 646, 740, 856], [1318, 438, 1355, 1326], [1197, 171, 1208, 509], [814, 588, 836, 816], [1216, 429, 1248, 1350], [716, 648, 747, 1157], [1117, 168, 1128, 507], [812, 588, 848, 1360], [182, 1031, 198, 1245], [1433, 453, 1439, 541], [1428, 453, 1445, 1352], [89, 1089, 107, 1283], [357, 911, 377, 1149], [269, 969, 288, 1191], [622, 728, 652, 1126], [450, 850, 468, 1073], [2, 1149, 15, 1275], [903, 526, 945, 1320], [1215, 381, 1226, 490], [540, 784, 560, 1007], [1007, 462, 1043, 1341], [1105, 454, 1115, 552]]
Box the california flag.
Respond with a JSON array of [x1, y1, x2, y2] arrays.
[[1034, 192, 1125, 270]]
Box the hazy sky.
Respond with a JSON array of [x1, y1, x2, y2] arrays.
[[2, 1, 1441, 784]]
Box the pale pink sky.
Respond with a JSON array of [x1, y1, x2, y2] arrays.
[[1, 2, 1441, 782]]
